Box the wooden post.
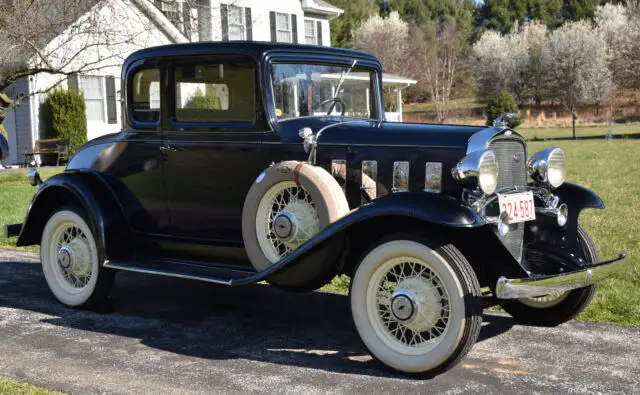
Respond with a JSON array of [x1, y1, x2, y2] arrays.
[[572, 113, 577, 140]]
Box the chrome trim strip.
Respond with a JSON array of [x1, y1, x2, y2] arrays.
[[392, 161, 409, 193], [495, 252, 628, 299], [103, 261, 233, 286], [331, 159, 347, 193], [424, 162, 442, 193], [361, 160, 378, 202]]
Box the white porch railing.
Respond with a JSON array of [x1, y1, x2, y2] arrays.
[[385, 112, 403, 122]]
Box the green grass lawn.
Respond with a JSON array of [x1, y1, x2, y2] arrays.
[[0, 379, 63, 395], [518, 123, 640, 140], [0, 168, 63, 250]]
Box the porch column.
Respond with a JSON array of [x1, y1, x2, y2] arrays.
[[396, 88, 403, 122]]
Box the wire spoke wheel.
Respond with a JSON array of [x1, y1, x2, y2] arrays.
[[256, 181, 320, 263], [519, 291, 569, 308], [350, 238, 482, 376], [370, 257, 451, 352], [51, 223, 94, 290], [40, 208, 113, 308]]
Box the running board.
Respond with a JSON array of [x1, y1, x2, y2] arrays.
[[103, 260, 270, 286], [103, 223, 345, 286]]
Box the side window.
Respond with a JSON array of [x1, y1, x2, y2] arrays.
[[174, 61, 255, 123], [131, 69, 160, 123]]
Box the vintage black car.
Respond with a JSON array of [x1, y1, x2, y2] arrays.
[[5, 42, 629, 377]]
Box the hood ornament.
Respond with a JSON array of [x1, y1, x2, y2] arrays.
[[493, 112, 519, 128]]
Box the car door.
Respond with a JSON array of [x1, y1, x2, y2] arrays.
[[98, 64, 170, 237], [160, 54, 271, 255]]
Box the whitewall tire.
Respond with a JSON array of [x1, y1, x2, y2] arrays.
[[349, 237, 482, 377], [40, 207, 114, 309]]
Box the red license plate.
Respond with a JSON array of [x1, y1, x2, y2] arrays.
[[498, 192, 536, 224]]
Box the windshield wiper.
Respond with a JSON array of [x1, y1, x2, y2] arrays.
[[327, 59, 358, 115]]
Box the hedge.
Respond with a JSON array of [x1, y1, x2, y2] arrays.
[[43, 88, 87, 156]]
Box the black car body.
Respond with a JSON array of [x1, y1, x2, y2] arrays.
[[6, 42, 629, 377]]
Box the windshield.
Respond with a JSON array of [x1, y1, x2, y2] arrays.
[[270, 63, 376, 121]]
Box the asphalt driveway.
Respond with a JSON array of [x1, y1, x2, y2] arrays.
[[0, 249, 638, 394]]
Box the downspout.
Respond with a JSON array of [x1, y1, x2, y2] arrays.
[[129, 0, 189, 43]]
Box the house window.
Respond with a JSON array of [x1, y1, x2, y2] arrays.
[[276, 12, 291, 43], [228, 5, 245, 40], [78, 76, 105, 122], [304, 19, 317, 45]]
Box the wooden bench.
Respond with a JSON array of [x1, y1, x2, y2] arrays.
[[24, 138, 69, 167]]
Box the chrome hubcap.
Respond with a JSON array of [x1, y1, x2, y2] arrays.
[[390, 290, 417, 322], [272, 211, 296, 241], [57, 246, 73, 269]]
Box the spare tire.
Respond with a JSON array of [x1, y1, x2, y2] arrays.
[[242, 161, 350, 274]]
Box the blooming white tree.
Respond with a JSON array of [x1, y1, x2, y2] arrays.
[[352, 12, 411, 80], [471, 23, 550, 105], [547, 21, 613, 113], [352, 11, 419, 111], [522, 22, 550, 107], [470, 30, 509, 98]]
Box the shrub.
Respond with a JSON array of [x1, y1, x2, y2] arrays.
[[43, 88, 87, 156], [184, 87, 221, 109], [486, 89, 522, 128]]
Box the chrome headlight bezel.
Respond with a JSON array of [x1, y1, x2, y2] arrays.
[[452, 149, 499, 195], [528, 147, 567, 189]]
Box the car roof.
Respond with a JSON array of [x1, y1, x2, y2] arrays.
[[124, 41, 379, 67]]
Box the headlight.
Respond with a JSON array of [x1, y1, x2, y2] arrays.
[[452, 149, 499, 195], [528, 147, 567, 188]]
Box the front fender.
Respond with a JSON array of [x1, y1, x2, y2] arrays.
[[553, 182, 604, 211], [17, 171, 132, 262], [523, 182, 605, 274], [232, 192, 486, 285]]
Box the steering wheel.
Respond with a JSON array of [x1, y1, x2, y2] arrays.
[[312, 97, 347, 116]]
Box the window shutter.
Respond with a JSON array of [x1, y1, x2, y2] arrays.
[[291, 14, 298, 43], [68, 74, 79, 91], [245, 7, 252, 41], [269, 11, 276, 42], [317, 21, 323, 45], [221, 4, 228, 41], [106, 76, 117, 124]]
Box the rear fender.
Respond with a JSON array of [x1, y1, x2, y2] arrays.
[[17, 171, 132, 262]]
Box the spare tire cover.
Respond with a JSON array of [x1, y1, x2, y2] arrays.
[[242, 160, 350, 271]]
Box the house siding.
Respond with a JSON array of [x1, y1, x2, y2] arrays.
[[2, 78, 32, 165], [204, 0, 316, 45]]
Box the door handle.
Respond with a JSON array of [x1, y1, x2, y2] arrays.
[[159, 144, 182, 154]]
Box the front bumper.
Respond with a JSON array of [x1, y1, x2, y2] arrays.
[[495, 252, 628, 299]]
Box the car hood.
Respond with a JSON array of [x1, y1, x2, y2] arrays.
[[277, 118, 486, 150]]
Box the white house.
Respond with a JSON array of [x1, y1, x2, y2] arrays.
[[1, 0, 414, 166]]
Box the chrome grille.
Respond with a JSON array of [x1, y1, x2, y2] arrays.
[[490, 139, 527, 261], [490, 139, 527, 188]]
